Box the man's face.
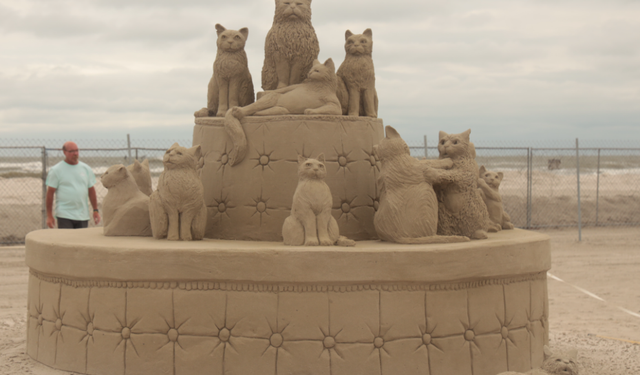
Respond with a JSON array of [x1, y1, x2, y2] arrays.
[[63, 143, 79, 165]]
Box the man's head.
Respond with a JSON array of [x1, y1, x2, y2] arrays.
[[62, 141, 79, 165]]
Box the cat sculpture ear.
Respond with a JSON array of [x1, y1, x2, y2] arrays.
[[385, 125, 401, 139], [323, 58, 335, 72], [439, 131, 448, 140], [363, 28, 372, 38], [345, 30, 353, 40], [239, 27, 249, 39], [297, 155, 307, 164], [133, 159, 141, 171], [462, 129, 471, 142], [189, 145, 202, 160], [317, 153, 325, 163], [479, 165, 486, 176], [497, 172, 504, 181], [215, 24, 226, 36], [170, 142, 180, 149], [142, 159, 149, 168]]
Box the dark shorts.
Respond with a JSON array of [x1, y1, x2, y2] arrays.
[[57, 217, 89, 229]]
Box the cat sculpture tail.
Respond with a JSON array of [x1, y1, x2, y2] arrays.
[[224, 107, 249, 166], [392, 235, 470, 244]]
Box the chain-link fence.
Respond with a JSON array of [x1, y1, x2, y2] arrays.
[[1, 136, 639, 245]]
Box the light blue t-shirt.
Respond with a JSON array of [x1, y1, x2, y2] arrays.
[[46, 161, 97, 221]]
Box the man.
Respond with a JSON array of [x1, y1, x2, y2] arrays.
[[46, 141, 101, 229]]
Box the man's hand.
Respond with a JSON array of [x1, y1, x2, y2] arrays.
[[46, 215, 56, 229], [93, 211, 101, 225]]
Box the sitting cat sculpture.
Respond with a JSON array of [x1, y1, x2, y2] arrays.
[[477, 165, 514, 230], [373, 126, 469, 244], [126, 159, 152, 196], [336, 28, 378, 117], [497, 346, 578, 375], [195, 24, 255, 118], [433, 129, 498, 239], [149, 143, 207, 241], [101, 164, 152, 237], [262, 0, 319, 90], [282, 154, 355, 247], [224, 58, 342, 166]]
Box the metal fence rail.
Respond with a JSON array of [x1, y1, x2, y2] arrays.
[[1, 137, 639, 245]]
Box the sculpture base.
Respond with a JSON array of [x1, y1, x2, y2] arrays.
[[25, 228, 550, 375]]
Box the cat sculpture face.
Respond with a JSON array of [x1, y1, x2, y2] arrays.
[[345, 29, 373, 56], [297, 154, 326, 180], [479, 165, 503, 189], [101, 164, 129, 189], [438, 129, 472, 159], [215, 24, 248, 53], [541, 347, 579, 375], [306, 59, 336, 83], [373, 126, 410, 162], [275, 0, 312, 23], [163, 143, 201, 170]]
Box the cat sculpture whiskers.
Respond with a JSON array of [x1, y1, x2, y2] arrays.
[[336, 28, 378, 117], [149, 143, 207, 241], [282, 154, 355, 247]]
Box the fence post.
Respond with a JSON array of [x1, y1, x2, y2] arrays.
[[576, 138, 582, 241], [526, 147, 532, 228], [127, 134, 132, 164], [423, 135, 428, 159], [41, 147, 48, 229], [595, 148, 601, 226]]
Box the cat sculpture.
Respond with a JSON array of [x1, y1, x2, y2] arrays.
[[149, 143, 207, 241], [497, 346, 578, 375], [262, 0, 320, 90], [194, 24, 255, 118], [433, 129, 498, 239], [126, 159, 152, 196], [282, 154, 355, 247], [101, 164, 152, 237], [224, 58, 342, 166], [373, 126, 469, 244], [478, 165, 514, 230], [336, 29, 378, 117]]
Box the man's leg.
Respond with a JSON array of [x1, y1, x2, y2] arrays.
[[74, 220, 89, 229], [56, 217, 75, 229]]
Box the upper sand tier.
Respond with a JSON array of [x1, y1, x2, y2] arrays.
[[194, 115, 384, 241]]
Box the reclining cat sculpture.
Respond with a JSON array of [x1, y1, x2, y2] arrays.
[[282, 154, 355, 247], [373, 126, 469, 244], [224, 58, 342, 166], [101, 164, 152, 237]]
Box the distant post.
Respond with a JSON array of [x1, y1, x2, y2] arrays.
[[576, 138, 582, 241], [127, 134, 132, 164], [424, 135, 428, 159]]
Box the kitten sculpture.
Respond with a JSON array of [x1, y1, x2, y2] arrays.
[[195, 24, 255, 118], [434, 129, 497, 239], [478, 165, 514, 230], [282, 154, 355, 246], [225, 59, 342, 166], [101, 164, 152, 237], [497, 346, 578, 375], [126, 159, 152, 196], [373, 126, 469, 244], [149, 143, 207, 241], [262, 0, 319, 90], [336, 28, 378, 117]]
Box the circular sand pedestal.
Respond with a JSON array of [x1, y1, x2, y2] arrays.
[[26, 228, 550, 375]]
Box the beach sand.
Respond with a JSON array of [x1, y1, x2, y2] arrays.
[[0, 226, 639, 374]]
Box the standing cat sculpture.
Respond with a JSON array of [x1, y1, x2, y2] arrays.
[[262, 0, 319, 90], [224, 58, 342, 166], [126, 159, 152, 196], [478, 165, 514, 230], [282, 154, 355, 246], [336, 28, 378, 117], [497, 346, 579, 375], [101, 164, 152, 237], [149, 143, 207, 241], [373, 126, 469, 244], [195, 24, 254, 118], [434, 129, 497, 239]]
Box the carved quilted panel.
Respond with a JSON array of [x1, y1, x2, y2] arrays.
[[27, 273, 548, 375]]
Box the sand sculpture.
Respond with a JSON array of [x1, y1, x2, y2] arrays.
[[374, 126, 469, 244], [282, 154, 355, 246], [100, 164, 152, 237], [149, 143, 207, 241], [478, 165, 515, 230], [25, 2, 552, 375], [262, 0, 319, 90], [126, 159, 152, 196], [497, 346, 579, 375], [194, 24, 255, 118], [337, 29, 378, 117]]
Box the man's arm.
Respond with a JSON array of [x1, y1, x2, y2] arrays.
[[88, 186, 100, 225], [46, 187, 56, 228]]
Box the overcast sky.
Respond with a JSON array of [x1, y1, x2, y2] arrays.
[[1, 0, 639, 144]]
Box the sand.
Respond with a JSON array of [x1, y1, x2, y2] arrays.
[[0, 226, 639, 374]]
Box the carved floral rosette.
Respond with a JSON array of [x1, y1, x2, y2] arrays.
[[26, 228, 550, 375]]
